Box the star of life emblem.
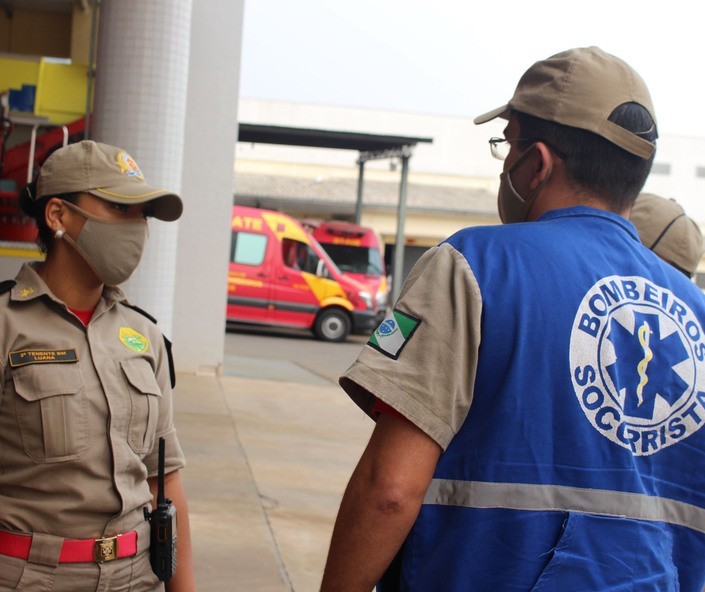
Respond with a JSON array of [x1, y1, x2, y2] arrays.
[[570, 276, 705, 456]]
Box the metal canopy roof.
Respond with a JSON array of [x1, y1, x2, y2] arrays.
[[237, 123, 432, 156]]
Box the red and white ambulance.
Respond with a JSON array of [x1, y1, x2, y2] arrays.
[[305, 220, 389, 319], [227, 206, 380, 342]]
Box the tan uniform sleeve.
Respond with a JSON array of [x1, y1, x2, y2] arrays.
[[143, 334, 186, 476], [340, 243, 482, 450]]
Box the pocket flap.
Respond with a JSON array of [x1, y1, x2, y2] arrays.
[[121, 358, 162, 397], [12, 364, 82, 401]]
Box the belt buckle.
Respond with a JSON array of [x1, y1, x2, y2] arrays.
[[93, 535, 119, 563]]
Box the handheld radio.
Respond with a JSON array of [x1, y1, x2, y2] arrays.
[[147, 437, 177, 581]]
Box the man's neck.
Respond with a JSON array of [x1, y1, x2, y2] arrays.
[[527, 177, 627, 221]]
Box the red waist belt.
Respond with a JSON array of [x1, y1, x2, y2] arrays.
[[0, 530, 138, 563]]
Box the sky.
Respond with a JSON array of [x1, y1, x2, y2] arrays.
[[239, 0, 705, 139]]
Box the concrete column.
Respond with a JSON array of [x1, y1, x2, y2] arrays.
[[171, 0, 245, 373], [91, 0, 193, 337]]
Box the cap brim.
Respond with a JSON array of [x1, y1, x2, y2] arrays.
[[89, 185, 183, 221], [474, 104, 510, 125]]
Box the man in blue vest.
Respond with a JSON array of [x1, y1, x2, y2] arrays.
[[320, 47, 705, 591]]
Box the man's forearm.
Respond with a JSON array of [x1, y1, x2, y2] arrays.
[[320, 413, 442, 592], [320, 470, 421, 591]]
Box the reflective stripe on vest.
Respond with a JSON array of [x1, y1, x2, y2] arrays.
[[424, 479, 705, 534]]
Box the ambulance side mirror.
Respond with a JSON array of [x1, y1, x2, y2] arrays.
[[316, 259, 330, 279]]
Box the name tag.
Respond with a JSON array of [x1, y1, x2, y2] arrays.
[[9, 349, 79, 368]]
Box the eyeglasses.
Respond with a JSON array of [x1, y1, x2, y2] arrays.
[[489, 137, 568, 161], [488, 137, 531, 161]]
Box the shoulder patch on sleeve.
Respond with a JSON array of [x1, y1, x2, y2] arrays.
[[367, 309, 421, 360], [0, 280, 16, 295]]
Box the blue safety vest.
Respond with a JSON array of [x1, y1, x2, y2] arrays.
[[383, 207, 705, 592]]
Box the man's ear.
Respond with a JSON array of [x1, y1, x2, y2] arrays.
[[529, 142, 554, 191], [508, 144, 547, 196], [44, 197, 65, 233]]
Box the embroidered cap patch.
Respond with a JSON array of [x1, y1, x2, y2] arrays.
[[368, 309, 421, 359], [115, 151, 144, 180]]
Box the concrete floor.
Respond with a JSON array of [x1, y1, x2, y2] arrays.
[[175, 369, 373, 591]]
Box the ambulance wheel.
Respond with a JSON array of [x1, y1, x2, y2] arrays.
[[314, 308, 351, 342]]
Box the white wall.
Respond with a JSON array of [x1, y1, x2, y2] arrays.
[[171, 0, 245, 374], [237, 98, 705, 225], [237, 97, 506, 180], [642, 135, 705, 223]]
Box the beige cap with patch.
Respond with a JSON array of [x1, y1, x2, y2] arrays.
[[630, 193, 704, 277], [35, 140, 183, 221], [474, 46, 657, 159]]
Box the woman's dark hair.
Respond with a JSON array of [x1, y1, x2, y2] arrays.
[[516, 103, 658, 213], [19, 180, 80, 253]]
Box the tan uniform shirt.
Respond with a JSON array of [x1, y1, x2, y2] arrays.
[[340, 243, 483, 450], [0, 263, 185, 539]]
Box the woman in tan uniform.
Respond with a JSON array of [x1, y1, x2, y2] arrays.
[[0, 140, 195, 591]]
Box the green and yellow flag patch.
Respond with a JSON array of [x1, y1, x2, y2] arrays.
[[119, 327, 149, 353], [368, 309, 421, 359]]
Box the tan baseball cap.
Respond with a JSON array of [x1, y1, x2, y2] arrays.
[[35, 140, 183, 221], [474, 46, 657, 159], [630, 193, 704, 277]]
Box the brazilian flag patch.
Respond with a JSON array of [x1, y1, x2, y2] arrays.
[[368, 309, 421, 360]]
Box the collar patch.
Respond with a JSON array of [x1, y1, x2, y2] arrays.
[[19, 288, 34, 298], [119, 327, 149, 353]]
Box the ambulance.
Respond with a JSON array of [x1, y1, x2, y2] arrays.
[[227, 206, 380, 342], [305, 220, 389, 318]]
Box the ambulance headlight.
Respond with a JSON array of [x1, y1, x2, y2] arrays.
[[358, 291, 373, 309], [376, 289, 389, 308]]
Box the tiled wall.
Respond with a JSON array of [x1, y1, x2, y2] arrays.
[[92, 0, 193, 337]]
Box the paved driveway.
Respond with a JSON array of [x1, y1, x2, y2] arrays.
[[177, 329, 373, 591]]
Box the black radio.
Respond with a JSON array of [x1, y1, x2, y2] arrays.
[[145, 437, 177, 581]]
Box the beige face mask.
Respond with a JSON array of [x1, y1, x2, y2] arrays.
[[60, 200, 148, 286], [497, 144, 552, 224]]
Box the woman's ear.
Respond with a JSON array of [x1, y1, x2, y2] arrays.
[[44, 197, 65, 234]]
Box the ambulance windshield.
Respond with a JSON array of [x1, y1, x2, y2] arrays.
[[320, 244, 384, 276]]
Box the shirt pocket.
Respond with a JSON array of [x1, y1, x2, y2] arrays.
[[121, 358, 162, 455], [12, 363, 88, 463]]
